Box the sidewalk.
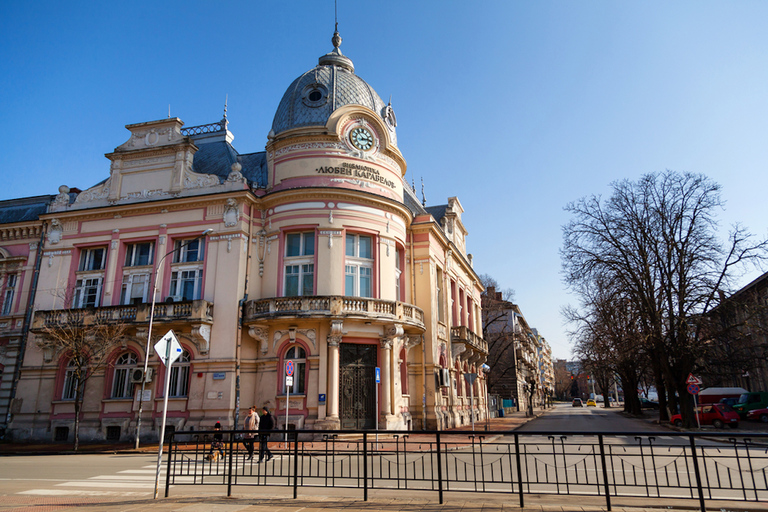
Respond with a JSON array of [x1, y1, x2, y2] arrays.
[[0, 406, 548, 456], [2, 406, 763, 511]]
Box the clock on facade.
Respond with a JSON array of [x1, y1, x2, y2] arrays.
[[349, 127, 374, 151]]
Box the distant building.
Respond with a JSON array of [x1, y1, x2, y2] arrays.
[[2, 31, 489, 442]]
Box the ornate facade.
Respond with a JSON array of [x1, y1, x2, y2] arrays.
[[2, 33, 488, 442]]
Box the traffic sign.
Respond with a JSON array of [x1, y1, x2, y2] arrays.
[[686, 373, 703, 385], [154, 330, 182, 367], [464, 373, 478, 385], [687, 383, 700, 395], [285, 360, 294, 376], [375, 367, 381, 383], [286, 375, 294, 387]]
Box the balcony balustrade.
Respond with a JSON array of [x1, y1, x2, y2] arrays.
[[244, 296, 425, 330], [450, 325, 488, 355], [31, 299, 214, 331]]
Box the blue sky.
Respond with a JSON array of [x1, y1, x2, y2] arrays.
[[3, 2, 768, 360]]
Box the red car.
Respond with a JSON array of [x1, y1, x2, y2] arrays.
[[746, 408, 768, 423], [670, 403, 739, 429]]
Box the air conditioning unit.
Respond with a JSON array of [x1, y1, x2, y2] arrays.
[[131, 368, 153, 384], [438, 368, 451, 387]]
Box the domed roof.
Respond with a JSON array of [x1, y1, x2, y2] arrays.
[[271, 31, 397, 146]]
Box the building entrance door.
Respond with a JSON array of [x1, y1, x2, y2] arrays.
[[340, 343, 377, 429]]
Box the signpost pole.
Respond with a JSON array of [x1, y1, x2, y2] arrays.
[[152, 330, 182, 499], [375, 367, 380, 449], [285, 360, 294, 447]]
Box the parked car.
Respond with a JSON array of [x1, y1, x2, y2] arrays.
[[572, 398, 583, 407], [732, 391, 768, 418], [586, 399, 597, 407], [746, 407, 768, 423], [639, 397, 660, 409], [670, 403, 739, 429]]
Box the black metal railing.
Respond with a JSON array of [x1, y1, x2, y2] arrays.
[[165, 429, 768, 511]]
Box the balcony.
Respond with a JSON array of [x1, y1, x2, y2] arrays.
[[244, 296, 425, 331], [31, 300, 214, 330], [450, 325, 489, 357]]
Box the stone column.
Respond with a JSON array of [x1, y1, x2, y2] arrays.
[[327, 320, 343, 421], [380, 324, 403, 425]]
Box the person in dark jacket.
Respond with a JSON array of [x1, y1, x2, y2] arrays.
[[208, 421, 224, 460], [257, 406, 274, 462]]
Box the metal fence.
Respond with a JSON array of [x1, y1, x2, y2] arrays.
[[165, 429, 768, 511]]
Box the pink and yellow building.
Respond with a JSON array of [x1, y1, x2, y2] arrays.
[[3, 33, 488, 442]]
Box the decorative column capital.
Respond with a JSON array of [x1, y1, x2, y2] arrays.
[[327, 319, 343, 347]]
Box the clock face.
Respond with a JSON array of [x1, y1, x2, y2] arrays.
[[350, 127, 374, 151]]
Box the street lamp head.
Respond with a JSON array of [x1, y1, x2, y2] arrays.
[[201, 228, 214, 236]]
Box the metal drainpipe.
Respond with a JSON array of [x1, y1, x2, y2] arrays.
[[6, 221, 47, 426], [234, 203, 255, 430]]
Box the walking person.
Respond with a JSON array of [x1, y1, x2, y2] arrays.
[[257, 406, 274, 462], [242, 406, 259, 460]]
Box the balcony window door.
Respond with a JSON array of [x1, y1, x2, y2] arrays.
[[169, 238, 205, 301], [284, 232, 314, 297], [74, 247, 107, 308], [345, 234, 373, 298], [121, 272, 150, 305]]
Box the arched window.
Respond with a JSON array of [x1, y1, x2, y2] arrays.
[[62, 357, 83, 400], [169, 350, 191, 397], [283, 344, 306, 394], [111, 352, 137, 398]]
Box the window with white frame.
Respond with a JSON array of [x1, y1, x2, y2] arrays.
[[283, 344, 306, 394], [173, 238, 204, 263], [121, 272, 150, 305], [2, 274, 16, 315], [169, 238, 205, 301], [62, 357, 82, 400], [169, 350, 191, 397], [124, 242, 154, 267], [74, 247, 107, 308], [111, 352, 137, 398], [395, 247, 402, 302], [79, 247, 106, 271], [345, 233, 373, 297], [284, 232, 314, 297], [73, 276, 103, 308]]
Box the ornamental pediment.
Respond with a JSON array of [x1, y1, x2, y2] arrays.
[[115, 118, 187, 152]]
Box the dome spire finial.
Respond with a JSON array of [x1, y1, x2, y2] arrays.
[[332, 25, 342, 49]]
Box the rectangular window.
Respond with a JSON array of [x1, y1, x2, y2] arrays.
[[395, 248, 402, 301], [285, 264, 314, 296], [2, 274, 16, 315], [284, 232, 315, 296], [79, 248, 106, 271], [170, 269, 203, 301], [121, 273, 150, 305], [345, 234, 373, 297], [124, 242, 154, 267], [74, 277, 103, 308], [174, 238, 205, 263], [169, 365, 190, 397], [62, 369, 78, 400]]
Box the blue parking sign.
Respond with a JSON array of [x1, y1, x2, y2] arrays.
[[375, 367, 380, 383]]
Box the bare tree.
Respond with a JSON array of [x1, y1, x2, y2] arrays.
[[479, 275, 518, 400], [562, 171, 767, 427], [36, 309, 128, 451]]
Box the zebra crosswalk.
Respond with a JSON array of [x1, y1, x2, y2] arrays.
[[18, 465, 165, 497]]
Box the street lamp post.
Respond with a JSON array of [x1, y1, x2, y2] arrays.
[[134, 228, 213, 449]]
